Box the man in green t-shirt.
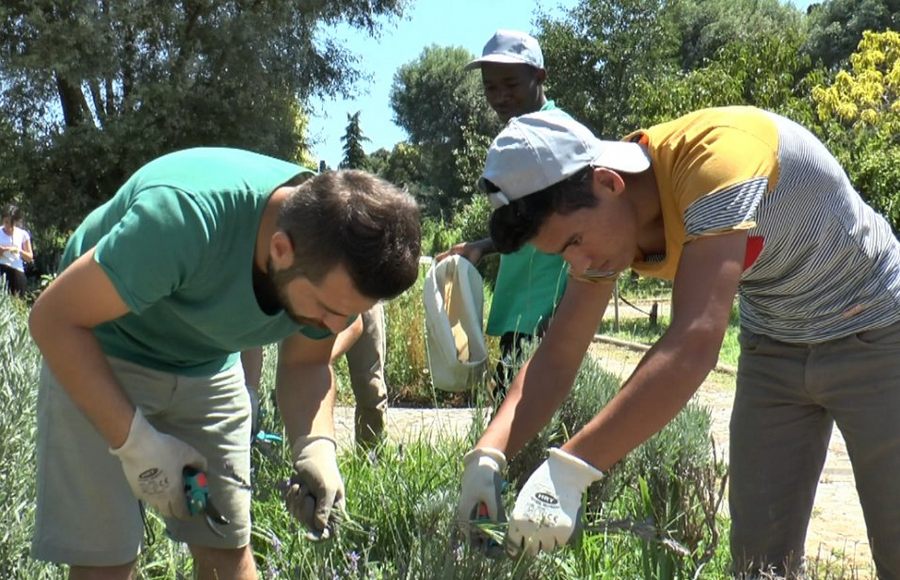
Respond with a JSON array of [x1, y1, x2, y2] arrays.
[[28, 147, 421, 579], [437, 30, 568, 398]]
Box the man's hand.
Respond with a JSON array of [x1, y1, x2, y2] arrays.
[[283, 435, 345, 540], [506, 448, 604, 557], [110, 408, 207, 520], [435, 240, 488, 265], [456, 447, 507, 548]]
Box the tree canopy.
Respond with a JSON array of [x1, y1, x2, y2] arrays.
[[0, 0, 407, 242]]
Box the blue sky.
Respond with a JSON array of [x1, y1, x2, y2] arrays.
[[308, 0, 814, 168]]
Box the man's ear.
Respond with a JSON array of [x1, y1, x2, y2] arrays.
[[535, 68, 547, 85], [269, 231, 295, 269], [591, 167, 626, 198]]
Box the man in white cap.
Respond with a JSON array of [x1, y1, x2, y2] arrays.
[[438, 29, 568, 400], [456, 107, 900, 578]]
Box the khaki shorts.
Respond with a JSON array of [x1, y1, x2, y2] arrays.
[[32, 357, 253, 567]]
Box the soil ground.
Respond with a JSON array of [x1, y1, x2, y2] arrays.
[[334, 298, 876, 576]]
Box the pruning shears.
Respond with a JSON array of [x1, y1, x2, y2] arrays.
[[472, 502, 504, 557], [183, 466, 230, 537]]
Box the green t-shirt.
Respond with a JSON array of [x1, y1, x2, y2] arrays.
[[61, 147, 328, 377], [486, 101, 569, 337]]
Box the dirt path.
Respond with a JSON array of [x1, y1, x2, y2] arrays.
[[334, 338, 875, 575]]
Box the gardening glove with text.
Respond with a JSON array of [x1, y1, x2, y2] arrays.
[[456, 447, 507, 548], [506, 448, 604, 557], [110, 407, 208, 520], [284, 435, 345, 541]]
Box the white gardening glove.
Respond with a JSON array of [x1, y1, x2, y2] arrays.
[[110, 408, 208, 520], [506, 448, 604, 557], [456, 447, 507, 549], [283, 435, 345, 540]]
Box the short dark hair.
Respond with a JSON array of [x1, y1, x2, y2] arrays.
[[488, 165, 597, 253], [277, 170, 421, 300]]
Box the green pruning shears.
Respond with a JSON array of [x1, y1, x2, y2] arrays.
[[183, 466, 230, 536], [473, 502, 504, 558]]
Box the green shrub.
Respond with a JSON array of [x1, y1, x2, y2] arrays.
[[508, 343, 728, 577], [0, 293, 59, 578]]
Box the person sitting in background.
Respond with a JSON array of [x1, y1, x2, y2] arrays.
[[0, 204, 34, 297]]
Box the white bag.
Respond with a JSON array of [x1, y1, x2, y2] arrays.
[[423, 256, 488, 392]]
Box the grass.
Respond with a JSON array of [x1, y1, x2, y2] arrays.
[[0, 285, 873, 579], [602, 303, 741, 368]]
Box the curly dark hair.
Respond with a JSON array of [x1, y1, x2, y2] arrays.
[[277, 170, 421, 300], [488, 165, 597, 254]]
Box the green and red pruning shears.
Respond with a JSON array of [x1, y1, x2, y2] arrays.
[[183, 466, 230, 536]]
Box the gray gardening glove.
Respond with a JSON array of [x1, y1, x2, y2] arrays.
[[283, 435, 345, 540], [110, 407, 207, 520]]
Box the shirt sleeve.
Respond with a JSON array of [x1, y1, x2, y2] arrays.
[[93, 187, 210, 314], [671, 126, 777, 240]]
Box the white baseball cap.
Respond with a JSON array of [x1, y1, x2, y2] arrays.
[[465, 29, 544, 70], [480, 110, 651, 208]]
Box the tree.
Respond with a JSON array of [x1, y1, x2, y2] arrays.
[[389, 44, 499, 209], [632, 24, 813, 126], [803, 0, 900, 70], [665, 0, 805, 70], [0, 0, 407, 244], [810, 29, 900, 227], [535, 0, 681, 138], [340, 111, 369, 169], [535, 0, 808, 137], [390, 45, 496, 148]]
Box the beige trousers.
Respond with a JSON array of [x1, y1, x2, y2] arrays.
[[345, 302, 387, 447]]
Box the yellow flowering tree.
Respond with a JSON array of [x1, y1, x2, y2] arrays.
[[812, 30, 900, 136], [811, 30, 900, 228]]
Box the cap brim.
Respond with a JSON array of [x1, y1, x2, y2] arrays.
[[464, 55, 540, 70], [591, 141, 651, 174]]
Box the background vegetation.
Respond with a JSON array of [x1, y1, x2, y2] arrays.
[[0, 290, 738, 578], [2, 0, 897, 288], [0, 0, 894, 576]]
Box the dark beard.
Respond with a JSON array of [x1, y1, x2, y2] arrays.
[[252, 258, 326, 329], [252, 260, 281, 316]]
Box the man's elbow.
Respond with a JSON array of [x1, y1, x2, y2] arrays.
[[28, 299, 52, 350], [671, 326, 725, 375]]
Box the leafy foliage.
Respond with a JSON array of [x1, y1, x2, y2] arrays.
[[389, 44, 501, 214], [536, 0, 680, 138], [0, 294, 44, 578], [803, 0, 900, 70], [811, 30, 900, 228], [0, 0, 408, 266]]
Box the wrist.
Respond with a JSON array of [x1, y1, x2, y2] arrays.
[[109, 407, 151, 457], [292, 434, 337, 459], [464, 447, 507, 471], [548, 447, 604, 488]]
